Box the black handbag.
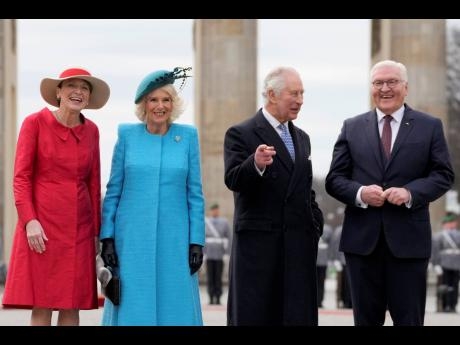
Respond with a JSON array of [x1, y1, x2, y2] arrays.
[[103, 267, 121, 306]]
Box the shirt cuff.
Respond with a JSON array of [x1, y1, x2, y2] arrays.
[[254, 160, 265, 176], [355, 186, 368, 208], [405, 189, 412, 208]]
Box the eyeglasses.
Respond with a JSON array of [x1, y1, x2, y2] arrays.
[[372, 79, 403, 89]]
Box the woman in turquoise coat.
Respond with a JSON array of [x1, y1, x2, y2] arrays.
[[100, 67, 205, 325]]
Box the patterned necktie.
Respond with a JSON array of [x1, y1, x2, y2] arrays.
[[381, 115, 393, 160], [278, 123, 295, 161]]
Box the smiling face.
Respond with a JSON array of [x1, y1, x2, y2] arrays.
[[56, 78, 91, 112], [144, 87, 173, 131], [371, 65, 408, 114]]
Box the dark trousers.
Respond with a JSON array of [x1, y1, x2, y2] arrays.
[[340, 266, 352, 308], [345, 231, 428, 326], [206, 259, 224, 303], [442, 269, 460, 311], [316, 265, 327, 307]]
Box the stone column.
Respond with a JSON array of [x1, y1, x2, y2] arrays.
[[446, 22, 460, 212], [0, 19, 18, 269], [193, 19, 257, 220], [371, 19, 447, 230]]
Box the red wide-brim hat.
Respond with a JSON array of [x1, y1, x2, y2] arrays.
[[40, 67, 110, 109]]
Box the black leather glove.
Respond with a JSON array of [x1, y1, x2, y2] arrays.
[[101, 238, 118, 268], [189, 244, 203, 275]]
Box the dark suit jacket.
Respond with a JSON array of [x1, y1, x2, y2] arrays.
[[224, 109, 323, 325], [326, 104, 454, 258]]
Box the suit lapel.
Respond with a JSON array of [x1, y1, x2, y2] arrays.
[[365, 110, 385, 171], [254, 112, 294, 172], [390, 107, 414, 161], [253, 114, 308, 198], [286, 124, 308, 198]]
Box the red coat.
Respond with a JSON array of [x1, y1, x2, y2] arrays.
[[2, 108, 101, 310]]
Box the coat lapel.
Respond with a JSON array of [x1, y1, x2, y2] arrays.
[[254, 112, 294, 172], [45, 108, 70, 141], [364, 110, 385, 171], [286, 123, 308, 198], [390, 106, 414, 162], [253, 113, 309, 198], [45, 108, 86, 142]]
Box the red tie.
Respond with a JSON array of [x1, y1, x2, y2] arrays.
[[381, 115, 392, 160]]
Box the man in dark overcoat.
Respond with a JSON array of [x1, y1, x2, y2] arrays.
[[224, 66, 323, 326]]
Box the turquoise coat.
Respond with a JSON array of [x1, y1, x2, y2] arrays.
[[100, 123, 205, 325]]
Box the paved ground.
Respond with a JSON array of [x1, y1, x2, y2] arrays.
[[0, 279, 459, 326]]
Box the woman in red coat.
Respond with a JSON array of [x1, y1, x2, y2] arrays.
[[2, 68, 110, 325]]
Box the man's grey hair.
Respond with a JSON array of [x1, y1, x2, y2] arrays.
[[261, 66, 300, 105], [370, 60, 408, 83]]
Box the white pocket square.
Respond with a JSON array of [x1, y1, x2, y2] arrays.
[[307, 155, 311, 160]]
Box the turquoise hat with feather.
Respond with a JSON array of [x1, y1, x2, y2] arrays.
[[134, 67, 192, 104]]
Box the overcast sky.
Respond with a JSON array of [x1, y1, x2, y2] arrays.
[[18, 19, 371, 186]]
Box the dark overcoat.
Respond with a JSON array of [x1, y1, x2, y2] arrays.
[[224, 109, 323, 325]]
